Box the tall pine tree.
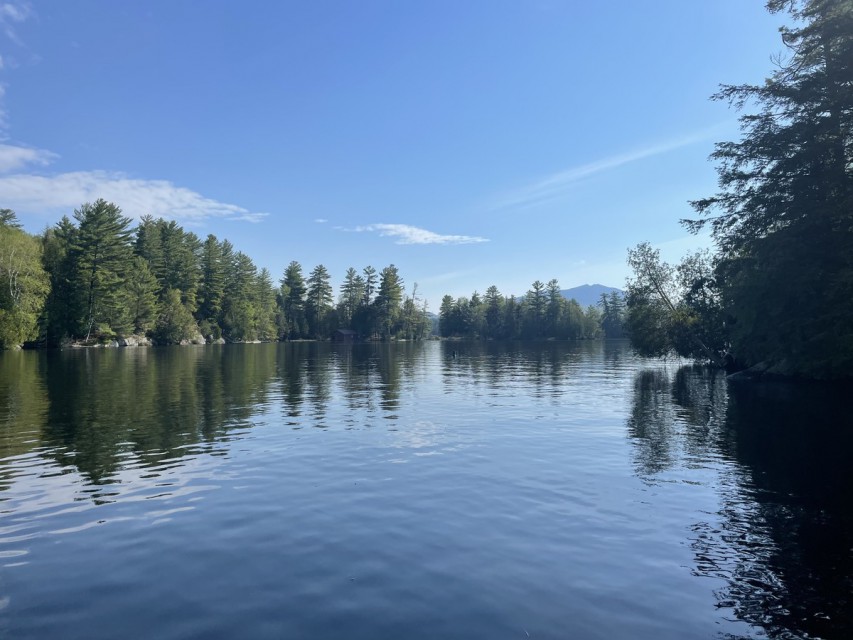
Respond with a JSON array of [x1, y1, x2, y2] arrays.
[[687, 0, 853, 377]]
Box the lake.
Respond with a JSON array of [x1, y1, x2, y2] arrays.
[[0, 341, 850, 639]]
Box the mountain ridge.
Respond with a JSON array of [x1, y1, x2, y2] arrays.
[[559, 284, 623, 307]]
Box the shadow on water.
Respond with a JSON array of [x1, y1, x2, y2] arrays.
[[628, 364, 853, 639]]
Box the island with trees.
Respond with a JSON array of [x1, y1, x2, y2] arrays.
[[0, 203, 433, 349]]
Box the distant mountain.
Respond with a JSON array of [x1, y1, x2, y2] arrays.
[[560, 284, 622, 307]]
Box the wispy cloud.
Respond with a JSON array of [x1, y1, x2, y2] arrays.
[[314, 218, 328, 224], [0, 142, 57, 172], [352, 223, 489, 245], [0, 2, 33, 132], [489, 125, 724, 212], [0, 169, 269, 224], [0, 2, 31, 46]]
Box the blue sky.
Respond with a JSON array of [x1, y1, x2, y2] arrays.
[[0, 1, 784, 310]]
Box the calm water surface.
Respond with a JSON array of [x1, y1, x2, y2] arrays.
[[0, 341, 850, 639]]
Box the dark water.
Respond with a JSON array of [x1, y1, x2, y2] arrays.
[[0, 342, 850, 639]]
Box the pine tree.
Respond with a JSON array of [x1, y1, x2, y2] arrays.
[[279, 261, 307, 339], [255, 268, 277, 341], [306, 264, 332, 339], [197, 234, 225, 337], [686, 0, 853, 377], [125, 256, 159, 334], [70, 200, 134, 339], [375, 264, 403, 339], [338, 267, 364, 327]]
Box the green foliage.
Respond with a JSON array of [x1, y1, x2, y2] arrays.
[[624, 243, 726, 364], [255, 268, 278, 341], [0, 218, 49, 347], [125, 256, 159, 334], [439, 279, 601, 341], [222, 251, 259, 341], [40, 217, 77, 345], [279, 261, 307, 339], [401, 283, 431, 340], [306, 264, 332, 339], [681, 0, 853, 377], [599, 292, 626, 338], [376, 264, 403, 339], [337, 267, 365, 327], [70, 200, 134, 339], [135, 216, 201, 311], [0, 203, 430, 347], [154, 288, 197, 344], [197, 234, 225, 327]]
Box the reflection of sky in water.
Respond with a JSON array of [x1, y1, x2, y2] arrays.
[[0, 343, 849, 640], [0, 440, 234, 565]]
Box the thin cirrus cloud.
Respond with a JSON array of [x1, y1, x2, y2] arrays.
[[488, 124, 726, 212], [0, 1, 34, 129], [352, 223, 489, 245]]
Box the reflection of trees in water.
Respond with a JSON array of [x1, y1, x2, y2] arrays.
[[627, 369, 680, 475], [278, 342, 308, 420], [0, 351, 50, 492], [439, 341, 593, 399], [304, 344, 333, 425], [628, 366, 853, 638], [337, 344, 377, 417], [2, 346, 277, 488], [714, 382, 853, 639], [276, 342, 420, 425], [374, 343, 402, 413]]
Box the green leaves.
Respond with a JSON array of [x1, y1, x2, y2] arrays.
[[0, 221, 49, 347], [681, 0, 853, 376]]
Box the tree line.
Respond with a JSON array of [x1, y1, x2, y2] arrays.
[[0, 202, 432, 347], [438, 281, 624, 340], [624, 0, 852, 379]]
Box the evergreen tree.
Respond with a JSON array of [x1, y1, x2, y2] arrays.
[[362, 265, 377, 305], [524, 280, 547, 338], [305, 264, 332, 338], [338, 267, 364, 327], [197, 234, 226, 337], [375, 264, 403, 339], [223, 251, 258, 341], [685, 0, 853, 377], [483, 285, 503, 339], [0, 209, 21, 229], [154, 288, 198, 344], [280, 261, 306, 339], [546, 279, 563, 337], [125, 256, 159, 333], [40, 217, 77, 345], [70, 200, 134, 339], [599, 292, 626, 338], [255, 268, 277, 341], [439, 295, 456, 337]]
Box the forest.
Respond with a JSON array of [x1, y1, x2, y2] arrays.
[[620, 0, 852, 380], [436, 285, 623, 341], [0, 204, 432, 348]]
